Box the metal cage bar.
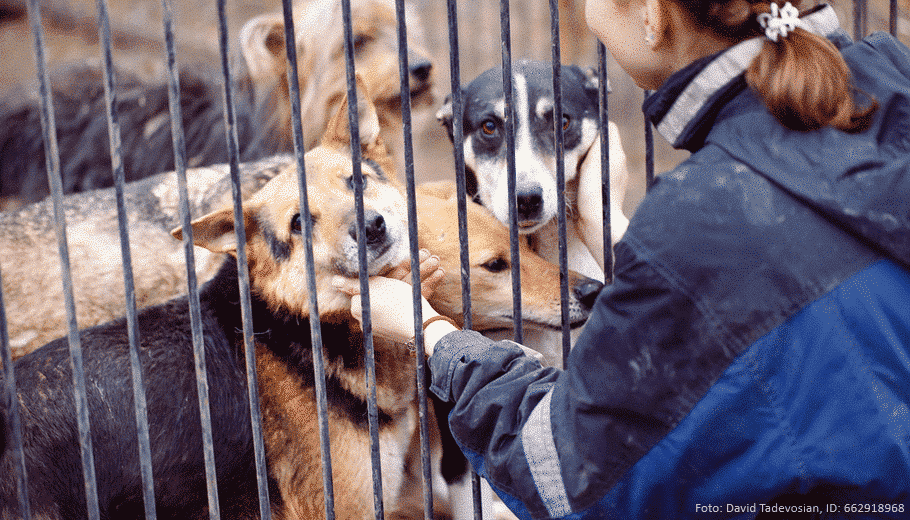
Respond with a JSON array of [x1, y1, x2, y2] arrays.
[[91, 0, 157, 517], [499, 0, 524, 346], [391, 0, 438, 517], [442, 2, 487, 518], [277, 0, 337, 517], [214, 0, 274, 517], [158, 0, 225, 517], [337, 1, 387, 518], [0, 269, 29, 519], [25, 0, 102, 518], [597, 41, 615, 282]]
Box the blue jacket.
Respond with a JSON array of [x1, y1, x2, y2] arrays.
[[429, 6, 910, 519]]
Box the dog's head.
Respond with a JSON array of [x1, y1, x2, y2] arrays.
[[437, 60, 600, 234], [416, 182, 603, 333], [174, 81, 408, 320], [241, 0, 435, 150]]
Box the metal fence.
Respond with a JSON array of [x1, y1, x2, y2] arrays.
[[0, 0, 905, 519]]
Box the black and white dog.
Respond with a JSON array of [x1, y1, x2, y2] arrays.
[[437, 60, 629, 282]]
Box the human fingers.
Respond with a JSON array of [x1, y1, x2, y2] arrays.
[[420, 265, 446, 300], [331, 276, 361, 297], [386, 249, 431, 281]]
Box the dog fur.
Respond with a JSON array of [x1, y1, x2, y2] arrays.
[[0, 153, 292, 358], [0, 166, 603, 367], [436, 59, 630, 283], [0, 0, 434, 208], [0, 84, 451, 520], [415, 181, 602, 338]]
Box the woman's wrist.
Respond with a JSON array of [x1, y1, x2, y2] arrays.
[[421, 316, 460, 357]]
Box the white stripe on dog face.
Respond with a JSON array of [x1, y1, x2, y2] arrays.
[[496, 71, 556, 234]]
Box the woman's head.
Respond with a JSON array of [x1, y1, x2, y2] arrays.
[[586, 0, 877, 132]]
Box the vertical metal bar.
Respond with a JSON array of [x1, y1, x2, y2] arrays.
[[158, 1, 226, 518], [547, 0, 571, 368], [277, 1, 336, 517], [444, 2, 485, 518], [25, 1, 101, 518], [597, 43, 614, 282], [644, 90, 655, 192], [339, 1, 385, 518], [214, 0, 272, 518], [92, 0, 157, 517], [97, 0, 146, 511], [499, 0, 522, 345], [889, 0, 897, 36], [853, 0, 867, 39], [446, 0, 472, 334], [0, 273, 30, 519], [391, 1, 436, 518]]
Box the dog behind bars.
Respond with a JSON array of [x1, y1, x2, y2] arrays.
[[0, 84, 456, 520], [437, 60, 630, 283], [0, 0, 434, 209]]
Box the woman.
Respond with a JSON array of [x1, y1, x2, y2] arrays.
[[335, 0, 910, 517]]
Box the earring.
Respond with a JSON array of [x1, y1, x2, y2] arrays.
[[644, 31, 655, 44]]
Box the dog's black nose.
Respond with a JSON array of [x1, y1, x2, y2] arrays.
[[574, 278, 604, 310], [409, 56, 433, 84], [349, 210, 387, 245], [516, 187, 544, 222]]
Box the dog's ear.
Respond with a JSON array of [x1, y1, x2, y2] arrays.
[[435, 93, 456, 140], [321, 76, 383, 152], [171, 207, 240, 255], [240, 13, 288, 82], [581, 66, 611, 94]]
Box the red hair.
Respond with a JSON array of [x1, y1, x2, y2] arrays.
[[686, 0, 878, 132]]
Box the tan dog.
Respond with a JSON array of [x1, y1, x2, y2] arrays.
[[0, 0, 434, 207], [0, 83, 454, 520], [415, 181, 603, 363], [240, 0, 435, 156]]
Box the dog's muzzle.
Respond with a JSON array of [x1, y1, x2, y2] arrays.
[[348, 210, 389, 250], [574, 278, 603, 312], [516, 186, 544, 228]]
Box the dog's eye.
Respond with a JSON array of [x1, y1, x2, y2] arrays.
[[562, 114, 571, 131], [481, 120, 497, 136], [345, 175, 367, 191], [353, 34, 373, 51], [291, 213, 317, 234], [481, 257, 509, 273]]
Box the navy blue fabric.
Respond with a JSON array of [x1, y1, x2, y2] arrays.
[[429, 27, 910, 520], [587, 259, 910, 518]]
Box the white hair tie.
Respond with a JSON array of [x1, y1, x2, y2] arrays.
[[757, 2, 803, 42]]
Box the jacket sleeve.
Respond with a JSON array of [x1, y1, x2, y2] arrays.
[[428, 331, 562, 517], [428, 229, 733, 518]]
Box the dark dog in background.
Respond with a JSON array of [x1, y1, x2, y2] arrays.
[[0, 0, 434, 209], [437, 59, 629, 283]]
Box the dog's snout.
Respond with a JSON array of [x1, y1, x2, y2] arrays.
[[409, 56, 433, 84], [516, 187, 544, 222], [349, 210, 388, 245], [574, 278, 604, 310]]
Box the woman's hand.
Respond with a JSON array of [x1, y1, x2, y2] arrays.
[[332, 249, 447, 345]]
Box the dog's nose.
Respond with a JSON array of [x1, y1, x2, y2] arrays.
[[349, 210, 387, 245], [516, 187, 544, 222], [573, 277, 604, 310], [409, 55, 433, 84]]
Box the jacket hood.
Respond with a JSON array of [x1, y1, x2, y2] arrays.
[[645, 4, 910, 266]]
